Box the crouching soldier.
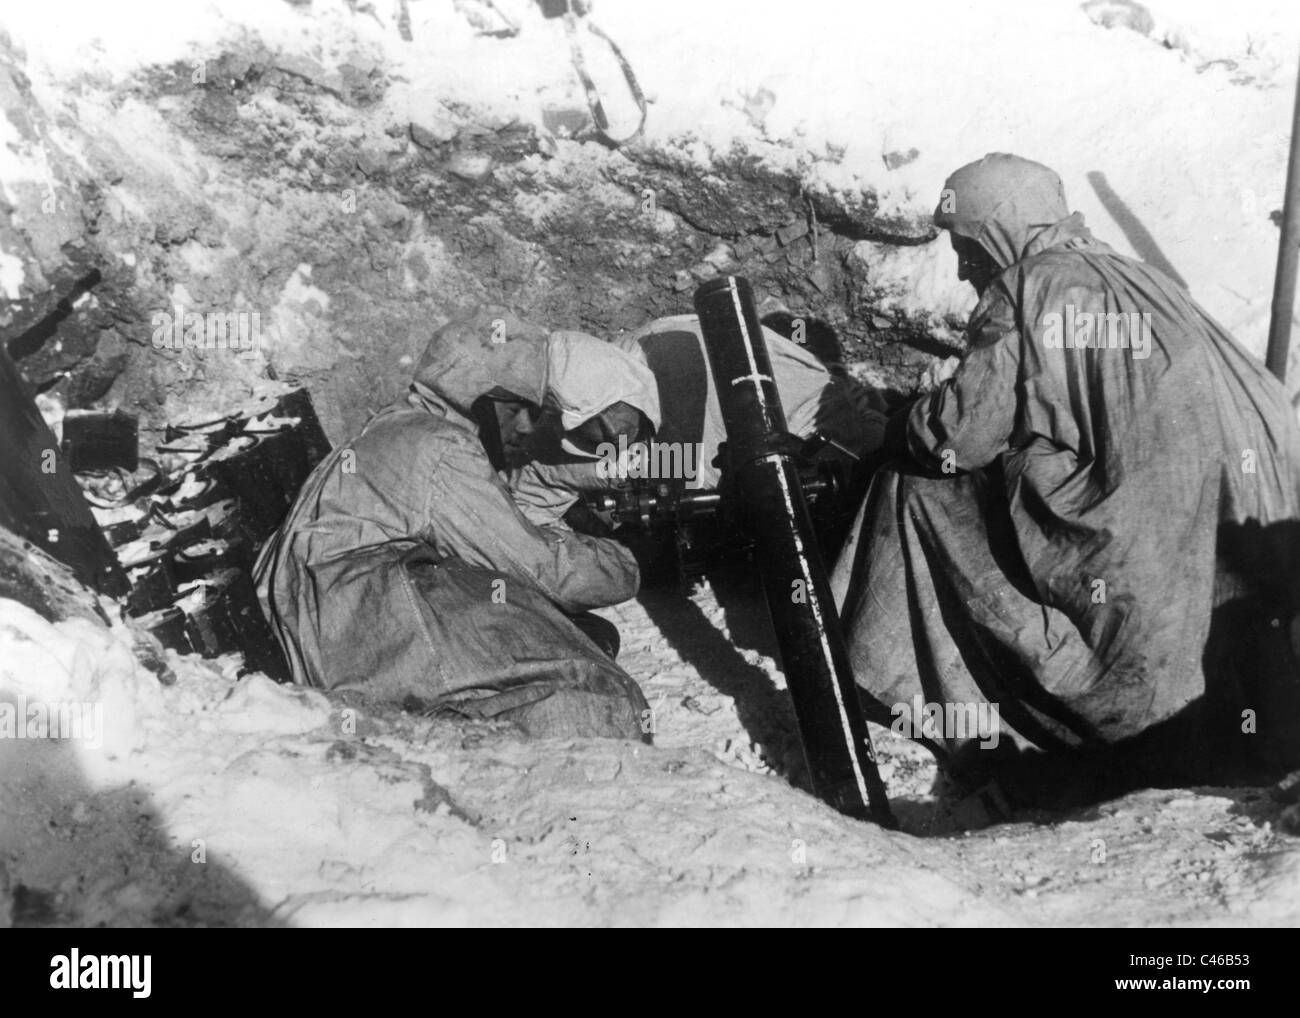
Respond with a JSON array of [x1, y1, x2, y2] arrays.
[[834, 154, 1300, 809], [506, 312, 889, 529], [253, 310, 661, 740]]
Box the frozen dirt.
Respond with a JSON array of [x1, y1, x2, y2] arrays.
[[2, 0, 1300, 926]]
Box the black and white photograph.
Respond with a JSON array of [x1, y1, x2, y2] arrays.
[[1, 0, 1299, 952]]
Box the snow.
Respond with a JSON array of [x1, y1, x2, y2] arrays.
[[3, 0, 1300, 926], [3, 588, 1297, 927], [0, 603, 161, 765], [5, 0, 1299, 356], [5, 1, 1298, 336]]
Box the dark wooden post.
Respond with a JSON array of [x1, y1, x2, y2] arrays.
[[0, 341, 126, 597], [1266, 48, 1300, 382]]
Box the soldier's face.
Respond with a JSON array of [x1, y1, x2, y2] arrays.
[[951, 234, 997, 297], [506, 403, 539, 436], [563, 401, 653, 458], [495, 400, 545, 466]]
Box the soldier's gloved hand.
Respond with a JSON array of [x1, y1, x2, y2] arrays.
[[562, 496, 616, 537]]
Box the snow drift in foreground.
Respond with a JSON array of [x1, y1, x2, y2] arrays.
[[2, 0, 1300, 926], [2, 589, 1299, 928]]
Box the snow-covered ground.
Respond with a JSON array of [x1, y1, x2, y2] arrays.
[[3, 0, 1300, 926], [3, 585, 1298, 927]]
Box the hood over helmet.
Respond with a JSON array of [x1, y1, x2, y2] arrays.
[[933, 153, 1072, 271], [410, 307, 662, 437]]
